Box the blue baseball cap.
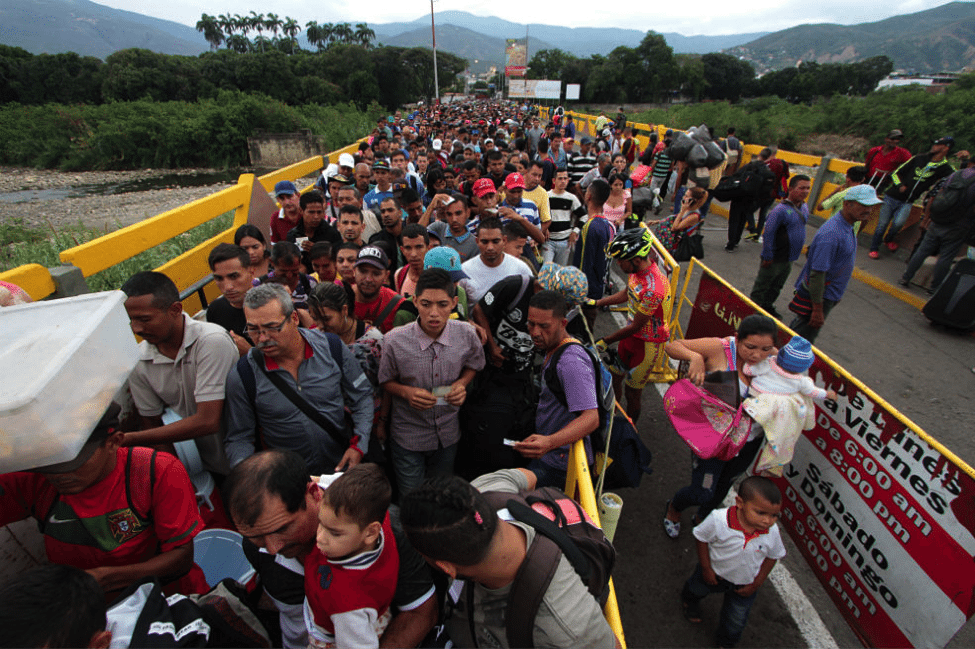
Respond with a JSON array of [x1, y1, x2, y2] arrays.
[[844, 184, 882, 206], [274, 180, 298, 198], [424, 246, 468, 281]]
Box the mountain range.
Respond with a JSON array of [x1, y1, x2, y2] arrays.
[[727, 1, 975, 74], [3, 1, 975, 76]]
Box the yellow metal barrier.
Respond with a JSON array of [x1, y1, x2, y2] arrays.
[[565, 440, 627, 648], [0, 263, 56, 302]]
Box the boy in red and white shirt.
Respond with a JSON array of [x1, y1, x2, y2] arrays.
[[303, 464, 399, 649], [681, 476, 787, 648]]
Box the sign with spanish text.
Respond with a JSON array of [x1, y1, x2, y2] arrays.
[[505, 39, 526, 77], [508, 79, 560, 100], [686, 267, 975, 648]]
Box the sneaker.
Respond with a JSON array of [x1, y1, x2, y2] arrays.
[[898, 278, 910, 287], [887, 241, 899, 252], [725, 245, 736, 253], [663, 501, 680, 539], [869, 251, 880, 259]]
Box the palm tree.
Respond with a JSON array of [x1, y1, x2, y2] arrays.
[[333, 23, 354, 45], [249, 12, 266, 51], [195, 14, 224, 51], [321, 22, 336, 48], [234, 14, 251, 38], [282, 18, 301, 53], [218, 13, 236, 38], [226, 34, 250, 53], [353, 23, 375, 49], [305, 21, 322, 51], [264, 13, 282, 39]]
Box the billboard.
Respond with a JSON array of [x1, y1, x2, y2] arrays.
[[505, 39, 527, 77], [508, 79, 561, 100], [685, 267, 975, 648], [566, 83, 581, 100]]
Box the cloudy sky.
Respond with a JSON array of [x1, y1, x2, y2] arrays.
[[94, 0, 953, 36]]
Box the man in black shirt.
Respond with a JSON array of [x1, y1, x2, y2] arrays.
[[287, 191, 342, 270], [206, 243, 254, 356]]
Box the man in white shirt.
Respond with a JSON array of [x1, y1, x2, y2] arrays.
[[461, 216, 533, 302]]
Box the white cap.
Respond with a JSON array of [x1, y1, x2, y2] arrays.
[[432, 138, 443, 151], [338, 153, 355, 168]]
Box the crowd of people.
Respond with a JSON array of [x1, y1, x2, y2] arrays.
[[10, 100, 962, 648]]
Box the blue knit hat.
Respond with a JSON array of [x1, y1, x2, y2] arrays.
[[777, 335, 815, 374]]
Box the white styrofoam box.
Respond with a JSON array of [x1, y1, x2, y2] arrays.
[[0, 290, 139, 473]]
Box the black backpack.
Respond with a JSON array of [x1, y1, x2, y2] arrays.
[[711, 161, 773, 202], [480, 487, 616, 648], [929, 170, 975, 225]]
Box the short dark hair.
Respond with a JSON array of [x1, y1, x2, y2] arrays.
[[788, 174, 811, 189], [390, 149, 406, 161], [846, 165, 867, 183], [727, 127, 736, 135], [477, 216, 504, 236], [208, 243, 250, 271], [322, 463, 391, 529], [380, 196, 401, 211], [337, 241, 362, 256], [462, 159, 478, 171], [528, 160, 545, 172], [401, 475, 498, 567], [121, 271, 179, 310], [737, 313, 777, 342], [0, 564, 105, 648], [759, 147, 774, 160], [503, 220, 528, 240], [270, 241, 301, 265], [415, 268, 456, 298], [299, 190, 326, 209], [224, 450, 310, 528], [738, 475, 782, 505], [400, 222, 429, 245], [401, 188, 421, 205], [308, 241, 335, 262], [339, 204, 363, 223], [587, 178, 611, 205], [529, 289, 568, 319], [486, 150, 504, 163], [234, 223, 267, 248]]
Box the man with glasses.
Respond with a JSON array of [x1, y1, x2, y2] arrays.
[[223, 283, 374, 475]]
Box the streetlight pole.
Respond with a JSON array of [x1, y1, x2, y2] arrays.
[[430, 0, 439, 104]]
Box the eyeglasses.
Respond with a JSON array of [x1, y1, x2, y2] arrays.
[[244, 319, 289, 337]]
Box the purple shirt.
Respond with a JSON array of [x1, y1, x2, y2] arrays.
[[761, 200, 808, 262], [379, 320, 485, 452], [536, 344, 598, 470], [795, 212, 857, 302]]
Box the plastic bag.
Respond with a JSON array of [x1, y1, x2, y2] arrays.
[[687, 143, 708, 168], [667, 132, 696, 161]]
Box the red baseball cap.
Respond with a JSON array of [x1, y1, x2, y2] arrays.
[[504, 173, 526, 190], [473, 178, 496, 198]]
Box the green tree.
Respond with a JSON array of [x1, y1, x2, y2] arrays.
[[354, 23, 376, 49], [195, 14, 224, 51], [637, 32, 678, 102], [677, 54, 706, 102], [701, 53, 754, 101]]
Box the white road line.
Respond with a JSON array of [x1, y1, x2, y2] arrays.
[[607, 276, 838, 649]]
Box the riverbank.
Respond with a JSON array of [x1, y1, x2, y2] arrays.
[[0, 167, 245, 232]]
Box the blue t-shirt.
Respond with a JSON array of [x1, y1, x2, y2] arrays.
[[363, 188, 394, 213], [536, 344, 598, 470], [795, 212, 857, 302], [761, 201, 808, 262]]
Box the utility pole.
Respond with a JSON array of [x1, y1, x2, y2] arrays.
[[430, 0, 439, 104]]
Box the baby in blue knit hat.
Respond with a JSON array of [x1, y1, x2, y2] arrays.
[[742, 335, 837, 475]]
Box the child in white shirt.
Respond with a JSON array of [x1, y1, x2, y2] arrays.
[[681, 476, 787, 648]]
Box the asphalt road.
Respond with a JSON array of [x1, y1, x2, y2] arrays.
[[596, 217, 975, 648]]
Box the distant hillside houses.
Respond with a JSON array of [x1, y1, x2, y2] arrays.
[[877, 73, 959, 93]]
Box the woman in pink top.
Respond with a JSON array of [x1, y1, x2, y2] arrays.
[[603, 171, 633, 229]]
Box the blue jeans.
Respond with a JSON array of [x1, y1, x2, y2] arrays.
[[671, 437, 764, 520], [682, 564, 758, 648], [527, 459, 569, 490], [870, 194, 912, 252], [390, 439, 458, 498]]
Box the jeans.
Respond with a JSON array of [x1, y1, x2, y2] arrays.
[[543, 238, 572, 266], [390, 439, 458, 498], [870, 195, 912, 252], [682, 564, 759, 648], [902, 221, 973, 290], [527, 459, 569, 490], [671, 437, 764, 520], [788, 298, 837, 344], [750, 261, 792, 312]]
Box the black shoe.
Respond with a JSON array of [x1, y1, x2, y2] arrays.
[[898, 278, 910, 287], [725, 245, 735, 253], [766, 307, 781, 319]]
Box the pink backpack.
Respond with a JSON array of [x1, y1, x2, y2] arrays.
[[662, 378, 751, 461]]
